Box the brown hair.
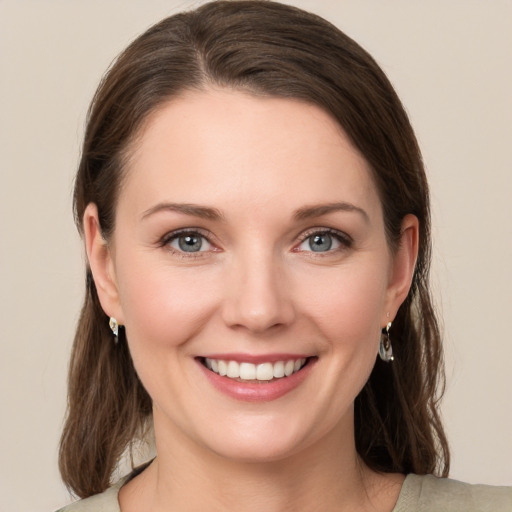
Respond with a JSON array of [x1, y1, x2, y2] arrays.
[[60, 0, 449, 499]]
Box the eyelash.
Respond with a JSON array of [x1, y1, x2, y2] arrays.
[[159, 228, 216, 258], [159, 227, 353, 257], [294, 228, 353, 255]]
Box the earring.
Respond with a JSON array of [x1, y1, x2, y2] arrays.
[[109, 317, 119, 344], [379, 321, 394, 362]]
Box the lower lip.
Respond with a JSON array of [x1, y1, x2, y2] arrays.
[[197, 358, 316, 402]]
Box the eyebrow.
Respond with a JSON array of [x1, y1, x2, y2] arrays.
[[140, 202, 225, 221], [293, 202, 369, 223], [140, 201, 369, 223]]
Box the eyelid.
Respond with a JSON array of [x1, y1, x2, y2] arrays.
[[293, 227, 353, 252], [157, 226, 352, 255], [159, 227, 219, 254]]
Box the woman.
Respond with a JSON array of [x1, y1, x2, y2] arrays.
[[57, 1, 511, 510]]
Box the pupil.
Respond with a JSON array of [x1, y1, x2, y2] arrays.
[[310, 234, 332, 252], [179, 235, 202, 252]]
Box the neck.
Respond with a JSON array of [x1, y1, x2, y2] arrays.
[[119, 410, 400, 512]]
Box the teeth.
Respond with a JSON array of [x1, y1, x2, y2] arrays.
[[240, 362, 256, 380], [256, 362, 274, 381], [273, 361, 285, 378], [227, 361, 239, 378], [218, 360, 227, 376], [284, 360, 295, 376], [204, 357, 307, 381]]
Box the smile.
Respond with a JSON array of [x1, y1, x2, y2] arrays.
[[203, 357, 308, 382]]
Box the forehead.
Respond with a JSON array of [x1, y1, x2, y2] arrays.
[[121, 88, 381, 220]]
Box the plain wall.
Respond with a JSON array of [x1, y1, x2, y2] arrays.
[[0, 1, 510, 510]]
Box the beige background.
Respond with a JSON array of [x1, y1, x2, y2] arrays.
[[1, 1, 511, 510]]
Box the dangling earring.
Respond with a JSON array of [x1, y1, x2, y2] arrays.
[[379, 321, 394, 362], [109, 317, 119, 344]]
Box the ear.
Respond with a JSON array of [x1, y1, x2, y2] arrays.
[[383, 214, 419, 323], [83, 203, 124, 323]]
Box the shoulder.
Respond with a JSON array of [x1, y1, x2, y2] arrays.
[[394, 473, 512, 512], [55, 460, 153, 512], [54, 480, 123, 512]]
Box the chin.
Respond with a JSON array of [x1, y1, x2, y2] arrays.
[[209, 437, 305, 464], [195, 414, 331, 465]]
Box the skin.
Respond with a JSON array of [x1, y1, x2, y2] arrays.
[[85, 89, 418, 511]]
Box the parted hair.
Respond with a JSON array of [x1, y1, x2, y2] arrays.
[[60, 0, 449, 499]]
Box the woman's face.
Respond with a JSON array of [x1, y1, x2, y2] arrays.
[[87, 89, 417, 462]]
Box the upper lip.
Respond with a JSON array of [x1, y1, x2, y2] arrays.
[[198, 353, 313, 364]]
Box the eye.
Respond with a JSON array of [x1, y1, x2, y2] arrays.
[[165, 231, 213, 253], [300, 232, 339, 252], [296, 229, 351, 253]]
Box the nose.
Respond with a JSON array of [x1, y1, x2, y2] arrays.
[[221, 249, 296, 333]]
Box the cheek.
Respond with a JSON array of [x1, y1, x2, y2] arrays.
[[297, 261, 388, 345], [298, 263, 389, 410], [114, 259, 224, 412], [116, 257, 221, 351]]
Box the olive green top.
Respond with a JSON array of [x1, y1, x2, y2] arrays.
[[57, 472, 512, 512]]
